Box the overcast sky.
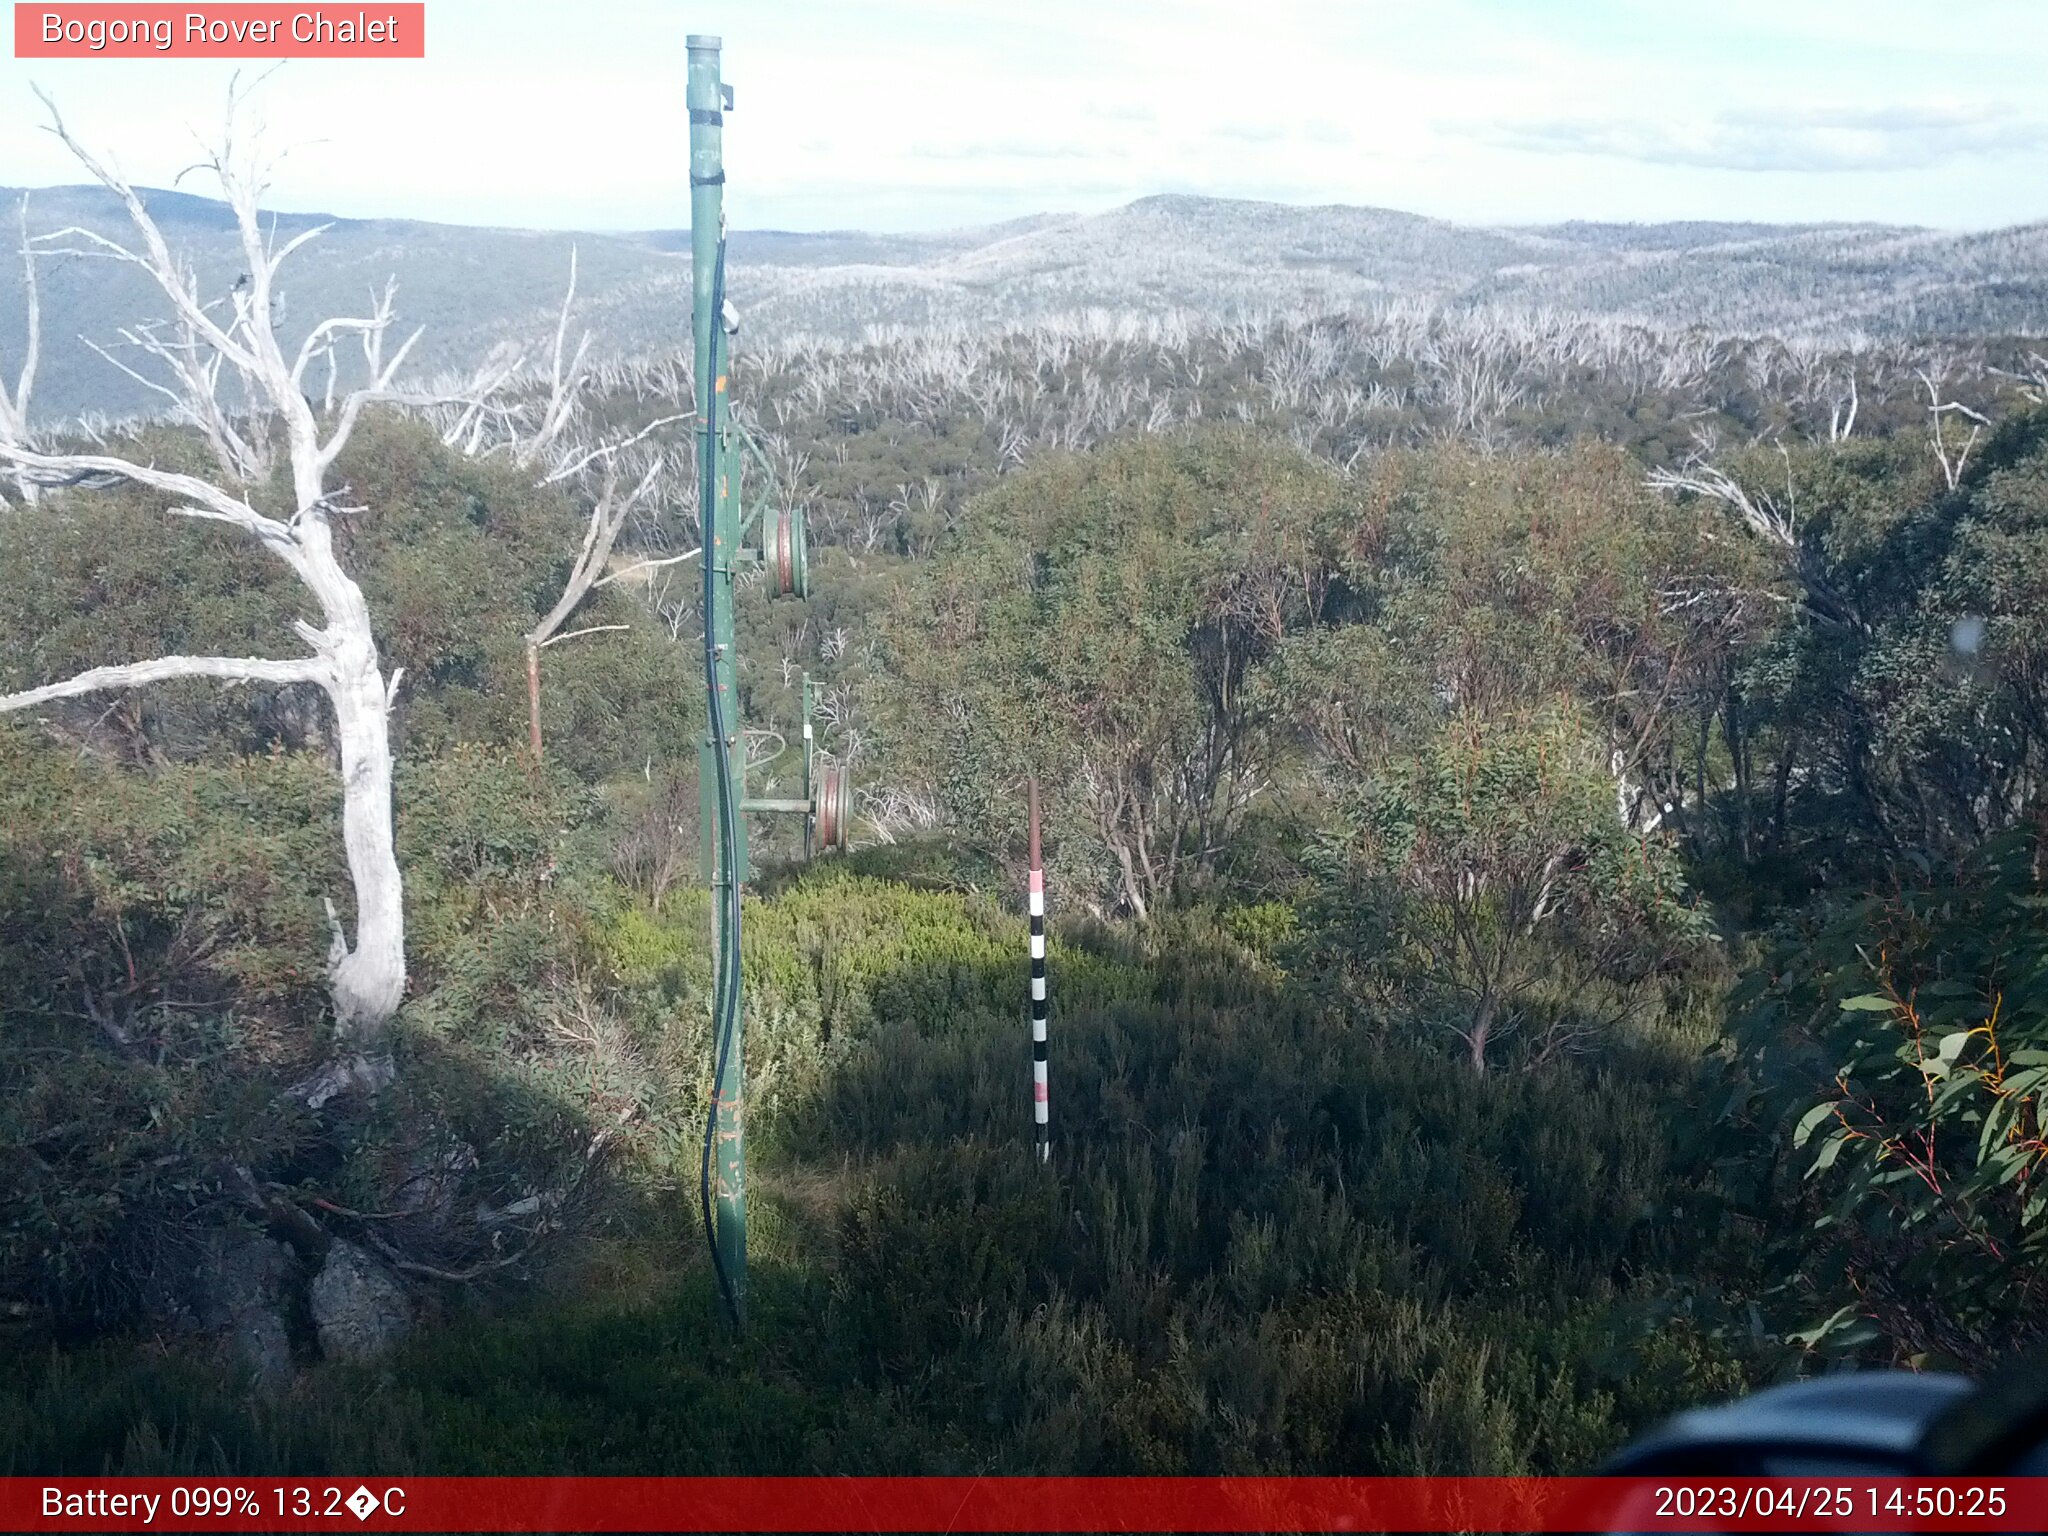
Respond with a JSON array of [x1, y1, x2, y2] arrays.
[[1, 0, 2044, 233]]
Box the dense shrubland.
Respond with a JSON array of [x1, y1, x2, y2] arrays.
[[6, 271, 2048, 1474], [7, 861, 1748, 1474]]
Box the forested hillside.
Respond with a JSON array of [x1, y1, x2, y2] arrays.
[[6, 134, 2048, 1478], [5, 183, 2048, 420]]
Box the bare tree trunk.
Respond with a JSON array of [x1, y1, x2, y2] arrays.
[[525, 641, 545, 763], [1724, 688, 1752, 863], [328, 629, 406, 1040], [1771, 732, 1797, 851], [1114, 843, 1151, 922], [1467, 991, 1497, 1074], [0, 192, 38, 505]]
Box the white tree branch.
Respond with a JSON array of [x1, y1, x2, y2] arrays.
[[34, 90, 261, 376], [538, 623, 630, 650], [0, 653, 329, 713], [0, 445, 302, 558], [1646, 455, 1795, 547], [517, 247, 590, 469], [317, 324, 425, 472], [0, 193, 40, 504], [290, 285, 390, 391], [593, 547, 701, 589], [527, 455, 665, 645], [80, 333, 187, 410], [540, 412, 689, 485]]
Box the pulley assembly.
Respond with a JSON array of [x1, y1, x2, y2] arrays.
[[812, 763, 851, 854], [701, 356, 840, 878], [760, 503, 808, 598]]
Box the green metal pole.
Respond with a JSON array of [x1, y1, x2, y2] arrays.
[[689, 31, 746, 1324]]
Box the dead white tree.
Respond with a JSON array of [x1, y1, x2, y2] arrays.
[[1991, 351, 2048, 407], [522, 450, 692, 762], [421, 258, 695, 762], [1646, 443, 1797, 548], [0, 192, 38, 504], [510, 254, 697, 761], [0, 84, 506, 1063], [1919, 365, 1989, 491], [860, 782, 942, 845], [522, 248, 591, 465], [1827, 370, 1859, 444], [1645, 440, 1872, 633]]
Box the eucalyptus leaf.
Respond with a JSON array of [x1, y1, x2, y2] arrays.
[[1793, 1102, 1837, 1148]]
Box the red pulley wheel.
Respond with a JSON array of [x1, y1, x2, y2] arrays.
[[774, 508, 794, 596], [765, 506, 808, 599], [813, 763, 851, 853]]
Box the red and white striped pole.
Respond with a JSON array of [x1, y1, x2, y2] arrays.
[[1028, 776, 1049, 1163]]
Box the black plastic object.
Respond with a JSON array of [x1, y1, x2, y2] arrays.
[[1605, 1372, 1975, 1476]]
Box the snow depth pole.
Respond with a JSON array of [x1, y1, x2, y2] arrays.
[[689, 31, 747, 1326], [1028, 777, 1050, 1162]]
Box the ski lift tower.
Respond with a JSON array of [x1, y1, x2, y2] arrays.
[[688, 33, 852, 1327]]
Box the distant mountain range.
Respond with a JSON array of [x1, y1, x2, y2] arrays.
[[2, 186, 2044, 422]]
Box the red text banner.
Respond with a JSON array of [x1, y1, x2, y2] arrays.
[[4, 1476, 2048, 1532], [14, 5, 425, 58]]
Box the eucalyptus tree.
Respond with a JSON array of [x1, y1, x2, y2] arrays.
[[1329, 707, 1705, 1072], [874, 429, 1345, 916]]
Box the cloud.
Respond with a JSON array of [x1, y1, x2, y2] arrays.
[[1212, 120, 1291, 145], [907, 138, 1098, 162], [1475, 104, 2048, 173]]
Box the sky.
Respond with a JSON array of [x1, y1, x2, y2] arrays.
[[0, 0, 2045, 234]]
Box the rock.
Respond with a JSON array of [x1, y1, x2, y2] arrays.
[[201, 1232, 296, 1390], [139, 1228, 297, 1389], [393, 1138, 477, 1225], [229, 1302, 296, 1392], [283, 1051, 396, 1111], [309, 1239, 411, 1360]]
